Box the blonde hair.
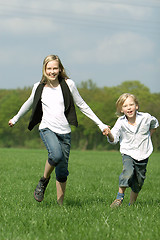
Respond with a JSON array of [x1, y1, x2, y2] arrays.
[[40, 55, 69, 84], [116, 93, 139, 117]]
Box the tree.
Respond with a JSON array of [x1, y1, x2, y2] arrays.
[[0, 80, 159, 150]]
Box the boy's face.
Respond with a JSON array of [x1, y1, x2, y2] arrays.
[[121, 97, 138, 119]]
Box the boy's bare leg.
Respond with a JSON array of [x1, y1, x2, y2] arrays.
[[129, 190, 138, 205], [119, 186, 126, 194], [110, 187, 126, 208], [56, 180, 66, 206]]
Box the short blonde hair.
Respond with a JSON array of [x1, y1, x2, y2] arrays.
[[116, 93, 139, 117], [40, 55, 69, 84]]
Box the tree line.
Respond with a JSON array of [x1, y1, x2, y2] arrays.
[[0, 80, 160, 151]]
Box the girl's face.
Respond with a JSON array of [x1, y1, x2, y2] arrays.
[[121, 96, 138, 119], [45, 60, 60, 82]]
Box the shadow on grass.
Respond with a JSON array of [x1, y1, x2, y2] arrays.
[[136, 199, 160, 206], [33, 196, 160, 209], [65, 196, 107, 207]]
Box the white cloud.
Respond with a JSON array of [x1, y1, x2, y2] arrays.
[[138, 58, 160, 72], [60, 0, 153, 20], [0, 17, 58, 34], [0, 45, 41, 65], [114, 4, 152, 19], [0, 0, 159, 92], [0, 0, 154, 35], [71, 32, 154, 64]]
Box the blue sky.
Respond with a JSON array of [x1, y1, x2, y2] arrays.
[[0, 0, 160, 93]]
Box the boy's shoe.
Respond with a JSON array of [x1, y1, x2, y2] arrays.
[[34, 176, 50, 202], [110, 199, 123, 208]]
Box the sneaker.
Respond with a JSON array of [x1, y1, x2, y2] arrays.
[[110, 198, 123, 208], [34, 176, 50, 202]]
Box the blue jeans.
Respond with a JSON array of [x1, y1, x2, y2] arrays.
[[39, 128, 71, 182], [119, 154, 148, 193]]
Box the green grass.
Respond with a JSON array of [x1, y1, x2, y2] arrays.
[[0, 148, 159, 240]]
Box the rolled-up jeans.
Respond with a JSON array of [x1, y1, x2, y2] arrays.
[[119, 154, 148, 193], [39, 128, 71, 182]]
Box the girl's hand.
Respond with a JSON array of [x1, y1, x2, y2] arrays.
[[8, 120, 14, 127]]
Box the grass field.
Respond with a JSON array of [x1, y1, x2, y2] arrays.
[[0, 148, 159, 240]]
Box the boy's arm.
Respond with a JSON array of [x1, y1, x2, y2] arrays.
[[150, 116, 159, 136], [150, 128, 156, 137]]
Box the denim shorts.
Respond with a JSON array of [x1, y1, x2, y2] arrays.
[[39, 128, 71, 182], [119, 154, 148, 193]]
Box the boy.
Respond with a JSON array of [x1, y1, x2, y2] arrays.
[[104, 93, 159, 208]]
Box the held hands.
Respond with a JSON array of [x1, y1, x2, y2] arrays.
[[103, 127, 111, 136], [103, 127, 114, 142], [8, 119, 14, 127]]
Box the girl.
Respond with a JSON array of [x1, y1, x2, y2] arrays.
[[9, 54, 108, 205], [104, 93, 159, 208]]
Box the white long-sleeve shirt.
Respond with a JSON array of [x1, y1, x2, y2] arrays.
[[107, 112, 159, 161], [11, 79, 108, 134]]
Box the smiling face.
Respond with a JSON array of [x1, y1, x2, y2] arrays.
[[45, 60, 60, 83], [121, 96, 138, 120]]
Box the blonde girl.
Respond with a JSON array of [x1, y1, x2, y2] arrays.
[[9, 55, 108, 205]]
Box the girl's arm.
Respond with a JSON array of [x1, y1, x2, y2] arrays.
[[67, 79, 108, 132], [8, 82, 39, 127]]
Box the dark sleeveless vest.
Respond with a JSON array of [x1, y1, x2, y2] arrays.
[[28, 79, 78, 131]]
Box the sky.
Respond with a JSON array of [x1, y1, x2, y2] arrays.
[[0, 0, 160, 93]]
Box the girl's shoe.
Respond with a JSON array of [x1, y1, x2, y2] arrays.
[[110, 199, 123, 208], [34, 176, 50, 202]]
